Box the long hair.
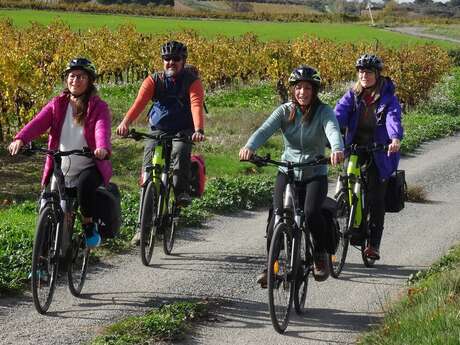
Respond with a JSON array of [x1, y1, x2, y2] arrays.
[[63, 72, 97, 126], [287, 83, 322, 123], [353, 72, 384, 98]]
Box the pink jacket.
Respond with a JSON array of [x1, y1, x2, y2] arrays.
[[15, 93, 112, 186]]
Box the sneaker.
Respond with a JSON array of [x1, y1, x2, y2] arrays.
[[176, 192, 192, 207], [28, 269, 49, 284], [364, 246, 380, 260], [256, 269, 268, 289], [313, 252, 330, 282], [131, 231, 141, 246], [84, 223, 101, 249]]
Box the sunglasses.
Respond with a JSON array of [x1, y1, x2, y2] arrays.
[[163, 55, 182, 62]]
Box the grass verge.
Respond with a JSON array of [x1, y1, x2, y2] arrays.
[[358, 244, 460, 345], [91, 300, 209, 345]]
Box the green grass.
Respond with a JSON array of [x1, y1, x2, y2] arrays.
[[0, 8, 456, 47], [91, 300, 209, 345], [359, 245, 460, 345], [426, 24, 460, 41]]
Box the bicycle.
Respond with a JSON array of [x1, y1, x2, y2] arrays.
[[330, 143, 388, 278], [124, 129, 191, 265], [244, 154, 332, 334], [23, 145, 100, 314]]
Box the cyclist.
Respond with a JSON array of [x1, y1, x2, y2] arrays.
[[116, 40, 206, 245], [8, 58, 112, 249], [334, 54, 404, 261], [239, 65, 344, 286]]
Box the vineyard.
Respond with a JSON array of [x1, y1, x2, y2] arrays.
[[0, 19, 452, 141]]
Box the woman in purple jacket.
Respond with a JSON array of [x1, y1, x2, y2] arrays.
[[334, 54, 403, 260], [8, 58, 112, 248]]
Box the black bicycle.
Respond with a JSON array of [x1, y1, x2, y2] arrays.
[[330, 143, 388, 277], [23, 146, 98, 314], [124, 129, 192, 265], [244, 154, 332, 333]]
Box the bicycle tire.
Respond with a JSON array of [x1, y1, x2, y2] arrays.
[[162, 184, 177, 255], [294, 229, 312, 314], [140, 181, 158, 266], [68, 228, 90, 297], [330, 192, 350, 278], [31, 206, 60, 314], [267, 222, 294, 334]]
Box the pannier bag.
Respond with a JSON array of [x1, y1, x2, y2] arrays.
[[190, 154, 206, 197], [385, 169, 407, 213], [321, 197, 340, 255], [94, 183, 121, 239]]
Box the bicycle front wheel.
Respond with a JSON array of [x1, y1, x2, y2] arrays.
[[162, 185, 178, 255], [31, 206, 60, 314], [68, 230, 90, 297], [330, 192, 350, 278], [294, 229, 313, 314], [267, 222, 294, 334], [140, 181, 159, 266]]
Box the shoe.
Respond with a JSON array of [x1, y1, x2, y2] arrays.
[[28, 269, 49, 284], [313, 252, 330, 282], [84, 223, 101, 249], [364, 246, 380, 260], [176, 192, 192, 207], [256, 269, 268, 289], [131, 231, 141, 246]]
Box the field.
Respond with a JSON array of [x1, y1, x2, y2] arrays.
[[0, 8, 456, 47]]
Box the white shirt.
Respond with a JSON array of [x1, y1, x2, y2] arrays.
[[58, 104, 94, 188]]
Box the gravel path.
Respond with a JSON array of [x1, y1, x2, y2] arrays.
[[1, 134, 460, 345], [386, 26, 460, 44]]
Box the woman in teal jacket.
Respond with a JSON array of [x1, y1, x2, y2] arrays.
[[240, 65, 344, 285]]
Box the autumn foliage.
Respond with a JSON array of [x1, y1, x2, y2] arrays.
[[0, 20, 451, 141]]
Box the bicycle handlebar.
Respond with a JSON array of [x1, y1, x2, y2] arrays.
[[124, 129, 192, 143], [21, 144, 95, 159], [242, 153, 330, 169]]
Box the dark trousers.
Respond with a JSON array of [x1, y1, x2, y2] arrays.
[[143, 128, 193, 195], [76, 167, 103, 219], [267, 172, 329, 254], [364, 158, 388, 248]]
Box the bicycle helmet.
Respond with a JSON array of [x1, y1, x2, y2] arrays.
[[161, 41, 188, 60], [64, 58, 97, 80], [355, 54, 383, 72], [288, 65, 321, 88]]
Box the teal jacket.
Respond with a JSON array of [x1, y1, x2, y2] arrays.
[[245, 101, 344, 180]]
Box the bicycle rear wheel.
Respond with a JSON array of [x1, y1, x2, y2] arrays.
[[294, 229, 313, 314], [140, 181, 158, 266], [31, 206, 60, 314], [68, 230, 90, 296], [330, 192, 350, 278], [163, 185, 178, 255], [267, 222, 294, 334]]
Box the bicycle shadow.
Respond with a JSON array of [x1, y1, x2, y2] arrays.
[[333, 262, 423, 285]]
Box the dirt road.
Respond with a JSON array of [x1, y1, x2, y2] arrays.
[[1, 134, 460, 345]]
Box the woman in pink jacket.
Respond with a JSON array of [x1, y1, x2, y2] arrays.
[[8, 58, 112, 248]]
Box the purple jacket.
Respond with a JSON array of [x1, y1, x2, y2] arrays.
[[334, 77, 404, 179], [15, 93, 112, 186]]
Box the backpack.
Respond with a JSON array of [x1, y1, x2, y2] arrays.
[[190, 154, 206, 197], [93, 183, 121, 239]]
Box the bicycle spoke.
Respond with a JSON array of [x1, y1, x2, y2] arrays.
[[140, 182, 158, 266]]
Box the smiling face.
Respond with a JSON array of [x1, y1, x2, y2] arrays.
[[163, 55, 185, 77], [294, 81, 314, 107], [358, 68, 377, 88], [66, 69, 90, 96]]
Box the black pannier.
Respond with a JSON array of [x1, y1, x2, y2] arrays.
[[94, 183, 121, 239], [385, 170, 407, 213]]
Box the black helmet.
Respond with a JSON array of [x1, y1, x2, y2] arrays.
[[64, 57, 97, 80], [355, 54, 383, 72], [288, 65, 321, 87], [161, 41, 188, 60]]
